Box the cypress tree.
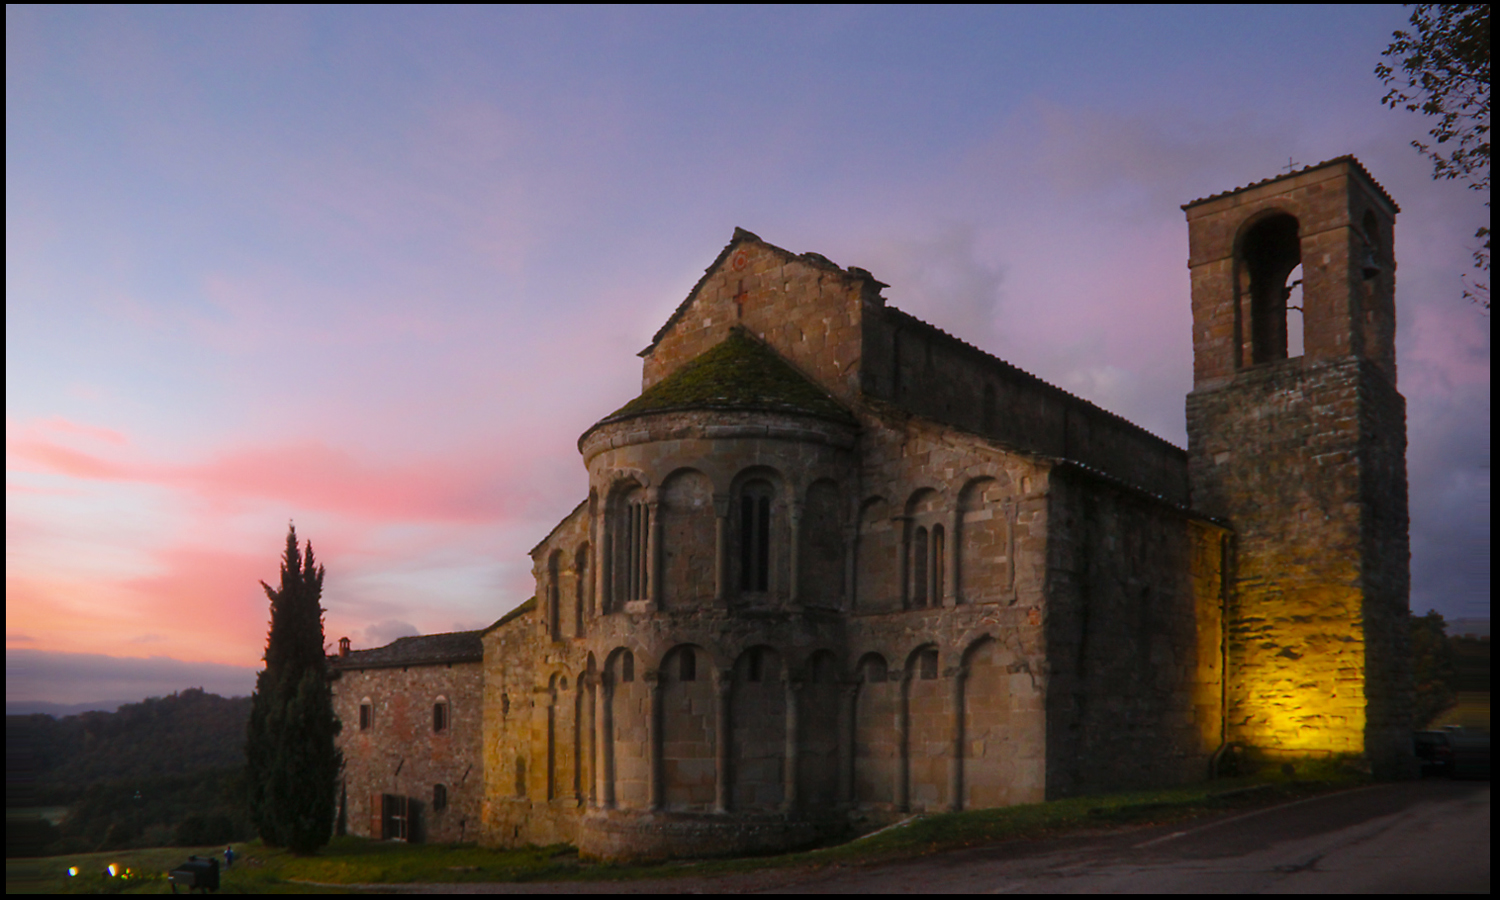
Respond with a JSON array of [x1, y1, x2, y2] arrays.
[[245, 525, 342, 854]]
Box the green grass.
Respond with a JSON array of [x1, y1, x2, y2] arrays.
[[6, 775, 1364, 892]]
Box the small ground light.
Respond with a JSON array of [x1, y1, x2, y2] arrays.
[[67, 867, 78, 877], [107, 864, 118, 876]]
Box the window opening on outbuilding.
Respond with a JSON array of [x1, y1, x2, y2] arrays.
[[433, 783, 448, 811], [433, 697, 449, 733], [359, 699, 372, 731], [739, 481, 773, 592]]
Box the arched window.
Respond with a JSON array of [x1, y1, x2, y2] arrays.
[[547, 551, 562, 641], [574, 544, 590, 636], [913, 527, 929, 607], [679, 647, 696, 682], [919, 647, 939, 680], [740, 481, 773, 592], [904, 489, 947, 609], [433, 696, 450, 733], [620, 650, 635, 683], [1238, 213, 1302, 366], [746, 647, 764, 683], [931, 524, 945, 602], [612, 488, 650, 605]]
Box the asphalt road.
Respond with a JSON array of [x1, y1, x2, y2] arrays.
[[760, 779, 1491, 894], [374, 779, 1490, 893]]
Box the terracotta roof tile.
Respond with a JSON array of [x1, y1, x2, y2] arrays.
[[333, 630, 483, 670], [1182, 155, 1399, 212]]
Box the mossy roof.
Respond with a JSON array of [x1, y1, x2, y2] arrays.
[[595, 329, 855, 428]]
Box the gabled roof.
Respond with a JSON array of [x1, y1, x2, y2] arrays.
[[484, 596, 536, 634], [590, 328, 857, 432], [639, 228, 885, 358], [1182, 155, 1399, 213], [333, 630, 484, 670]]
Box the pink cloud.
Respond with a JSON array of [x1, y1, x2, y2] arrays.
[[8, 418, 534, 524]]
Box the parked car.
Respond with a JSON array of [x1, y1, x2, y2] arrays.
[[1413, 730, 1455, 776]]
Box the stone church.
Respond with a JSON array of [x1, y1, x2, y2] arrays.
[[330, 157, 1414, 859]]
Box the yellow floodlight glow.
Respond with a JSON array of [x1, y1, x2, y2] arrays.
[[107, 863, 118, 877]]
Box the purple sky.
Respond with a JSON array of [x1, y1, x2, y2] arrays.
[[7, 7, 1489, 707]]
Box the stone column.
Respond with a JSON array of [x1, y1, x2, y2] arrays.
[[645, 670, 663, 811], [714, 672, 732, 813], [843, 526, 858, 612], [783, 677, 802, 812], [948, 666, 965, 811], [838, 683, 858, 805], [597, 507, 612, 615], [646, 491, 662, 611], [788, 500, 804, 608], [584, 677, 597, 807], [897, 670, 911, 812], [596, 673, 615, 810], [897, 516, 912, 609], [713, 495, 731, 606], [944, 511, 960, 607]]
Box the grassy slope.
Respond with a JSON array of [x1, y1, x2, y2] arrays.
[[5, 774, 1363, 893]]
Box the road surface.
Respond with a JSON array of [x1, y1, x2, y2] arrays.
[[356, 779, 1491, 893]]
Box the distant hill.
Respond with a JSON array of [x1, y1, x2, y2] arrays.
[[5, 700, 135, 717], [7, 688, 252, 808]]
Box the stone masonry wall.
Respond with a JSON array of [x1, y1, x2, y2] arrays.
[[1356, 362, 1414, 776], [333, 660, 483, 843], [1042, 467, 1226, 797], [858, 308, 1190, 505], [1188, 356, 1372, 758], [641, 235, 882, 405]]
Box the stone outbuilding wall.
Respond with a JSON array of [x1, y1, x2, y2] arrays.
[[331, 632, 484, 844]]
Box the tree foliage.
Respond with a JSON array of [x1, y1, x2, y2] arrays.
[[245, 525, 341, 855], [1377, 3, 1491, 308], [1409, 609, 1458, 729]]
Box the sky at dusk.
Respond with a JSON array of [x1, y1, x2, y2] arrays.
[[7, 6, 1489, 707]]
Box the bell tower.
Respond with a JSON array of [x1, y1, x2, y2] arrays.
[[1183, 157, 1413, 777]]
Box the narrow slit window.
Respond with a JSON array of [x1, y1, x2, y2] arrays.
[[739, 481, 773, 592], [932, 524, 945, 602]]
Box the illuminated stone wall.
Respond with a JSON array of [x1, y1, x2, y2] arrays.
[[1183, 158, 1414, 775]]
